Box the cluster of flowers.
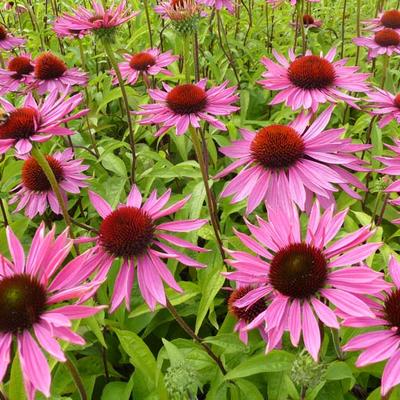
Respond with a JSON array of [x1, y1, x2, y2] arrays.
[[0, 0, 400, 398]]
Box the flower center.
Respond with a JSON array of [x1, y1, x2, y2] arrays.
[[374, 28, 400, 47], [129, 52, 156, 71], [88, 15, 103, 23], [250, 125, 305, 170], [166, 84, 207, 115], [228, 286, 268, 323], [269, 243, 328, 299], [384, 289, 400, 330], [99, 206, 155, 258], [8, 55, 34, 79], [0, 107, 37, 140], [303, 14, 315, 25], [22, 156, 63, 192], [381, 10, 400, 29], [0, 25, 7, 40], [394, 93, 400, 108], [0, 274, 47, 333], [288, 55, 336, 89], [171, 0, 185, 8], [34, 52, 67, 80]]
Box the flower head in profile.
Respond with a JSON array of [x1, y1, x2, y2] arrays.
[[54, 0, 138, 39], [0, 91, 87, 156], [291, 14, 322, 29], [4, 2, 27, 14], [353, 29, 400, 59], [198, 0, 234, 14], [0, 53, 34, 95], [259, 48, 369, 111], [343, 256, 400, 396], [111, 49, 178, 86], [10, 149, 88, 218], [367, 88, 400, 127], [225, 201, 386, 360], [85, 185, 208, 312], [215, 106, 369, 214], [137, 79, 238, 136], [0, 224, 103, 399], [363, 9, 400, 33], [0, 25, 25, 50], [31, 52, 87, 95]]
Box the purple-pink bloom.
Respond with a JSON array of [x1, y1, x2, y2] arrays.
[[0, 90, 88, 156], [0, 25, 25, 50], [110, 49, 178, 86], [353, 28, 400, 59], [198, 0, 234, 13], [224, 201, 386, 361], [291, 14, 323, 29], [136, 79, 239, 136], [362, 10, 400, 34], [0, 53, 34, 95], [259, 48, 369, 111], [10, 148, 89, 218], [367, 88, 400, 127], [84, 185, 208, 312], [0, 224, 104, 399], [215, 106, 369, 214], [343, 256, 400, 396]]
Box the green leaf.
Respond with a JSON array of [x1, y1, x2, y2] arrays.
[[8, 353, 26, 400], [325, 361, 353, 381], [101, 153, 127, 177], [161, 338, 185, 367], [235, 379, 264, 400]]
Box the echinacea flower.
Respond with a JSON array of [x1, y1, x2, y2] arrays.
[[291, 14, 322, 29], [4, 2, 27, 13], [259, 48, 369, 111], [85, 185, 208, 312], [343, 256, 400, 396], [0, 90, 88, 155], [353, 29, 400, 59], [228, 285, 269, 344], [225, 201, 386, 361], [198, 0, 234, 14], [137, 79, 239, 136], [367, 88, 400, 127], [0, 53, 34, 95], [10, 148, 88, 218], [0, 224, 104, 399], [53, 0, 137, 38], [110, 49, 178, 86], [0, 25, 25, 50], [363, 9, 400, 33], [215, 106, 369, 214], [31, 52, 88, 95]]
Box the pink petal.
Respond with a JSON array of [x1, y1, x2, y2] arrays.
[[88, 191, 112, 219], [6, 226, 25, 273], [302, 301, 321, 361]]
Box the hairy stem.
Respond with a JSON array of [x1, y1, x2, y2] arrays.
[[331, 328, 345, 360], [65, 357, 87, 400]]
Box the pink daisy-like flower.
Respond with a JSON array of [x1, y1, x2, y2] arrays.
[[353, 28, 400, 60], [111, 49, 178, 86], [136, 79, 239, 136], [215, 106, 369, 214], [259, 48, 369, 112], [0, 53, 34, 95], [367, 88, 400, 127], [10, 148, 88, 218], [291, 14, 323, 29], [225, 201, 386, 361], [53, 16, 88, 38], [363, 10, 400, 33], [0, 25, 25, 50], [198, 0, 234, 14], [85, 185, 208, 312], [154, 0, 205, 20], [0, 224, 104, 399], [30, 52, 88, 95], [4, 2, 27, 13], [53, 0, 137, 37], [343, 256, 400, 396], [0, 90, 88, 156]]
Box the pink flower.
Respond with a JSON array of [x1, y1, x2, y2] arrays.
[[154, 0, 205, 20], [367, 88, 400, 127], [0, 90, 88, 156], [343, 256, 400, 396], [353, 29, 400, 59], [363, 9, 400, 34], [0, 224, 104, 399], [0, 25, 25, 50], [259, 48, 369, 112], [137, 79, 239, 136], [85, 185, 208, 312], [198, 0, 234, 13], [291, 14, 323, 29], [110, 49, 178, 86], [30, 52, 88, 95], [4, 2, 27, 13], [10, 149, 88, 218], [52, 0, 137, 37], [215, 106, 369, 214], [0, 53, 34, 95], [267, 0, 319, 8], [225, 201, 386, 361]]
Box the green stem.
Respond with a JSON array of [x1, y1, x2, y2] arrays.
[[331, 328, 344, 360], [143, 0, 153, 48], [355, 0, 361, 65], [65, 357, 87, 400], [371, 191, 382, 225], [381, 54, 389, 89], [102, 39, 136, 183], [300, 0, 306, 54], [183, 34, 191, 83]]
